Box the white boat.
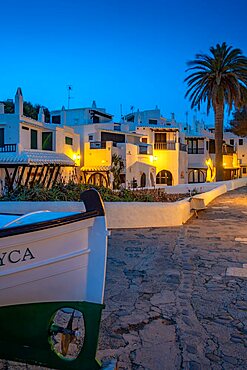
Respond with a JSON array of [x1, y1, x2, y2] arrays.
[[0, 189, 116, 369], [0, 188, 108, 307]]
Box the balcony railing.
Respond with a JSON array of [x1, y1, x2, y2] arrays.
[[154, 142, 176, 150], [179, 143, 187, 152], [188, 148, 204, 154], [0, 144, 17, 152], [90, 141, 106, 149], [223, 145, 236, 155]]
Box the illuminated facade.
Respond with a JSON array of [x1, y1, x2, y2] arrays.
[[186, 125, 240, 183], [51, 104, 156, 189], [1, 91, 245, 192], [123, 108, 188, 186]]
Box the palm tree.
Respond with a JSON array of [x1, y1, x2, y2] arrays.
[[185, 42, 247, 181]]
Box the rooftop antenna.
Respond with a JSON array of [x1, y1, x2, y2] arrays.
[[67, 85, 73, 109], [130, 105, 134, 114], [120, 104, 123, 117]]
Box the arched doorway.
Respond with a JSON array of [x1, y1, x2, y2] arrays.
[[140, 173, 146, 188], [156, 170, 173, 185], [188, 169, 206, 183], [87, 172, 108, 187]]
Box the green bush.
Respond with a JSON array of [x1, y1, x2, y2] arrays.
[[0, 182, 189, 203]]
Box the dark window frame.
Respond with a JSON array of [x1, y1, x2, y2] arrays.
[[187, 139, 204, 154], [149, 119, 158, 125], [65, 136, 73, 145], [31, 129, 38, 149], [42, 132, 53, 151], [52, 115, 61, 124], [155, 132, 167, 143], [0, 128, 4, 147]]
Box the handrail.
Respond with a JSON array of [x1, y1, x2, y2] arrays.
[[0, 144, 17, 152]]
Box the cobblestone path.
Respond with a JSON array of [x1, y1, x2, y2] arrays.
[[1, 186, 247, 369], [97, 186, 247, 369]]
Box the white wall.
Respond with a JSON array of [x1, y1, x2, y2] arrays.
[[1, 179, 246, 229]]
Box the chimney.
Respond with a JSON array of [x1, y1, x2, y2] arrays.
[[15, 87, 23, 116], [38, 107, 45, 123], [61, 105, 66, 125], [0, 102, 4, 114], [92, 100, 97, 108]]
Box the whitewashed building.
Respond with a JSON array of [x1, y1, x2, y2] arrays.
[[123, 108, 188, 186], [185, 120, 240, 183], [0, 88, 80, 193], [51, 103, 155, 188]]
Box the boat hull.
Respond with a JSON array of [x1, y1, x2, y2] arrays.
[[0, 300, 104, 370], [0, 214, 107, 307]]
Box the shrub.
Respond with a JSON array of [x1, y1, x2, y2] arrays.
[[0, 182, 189, 203]]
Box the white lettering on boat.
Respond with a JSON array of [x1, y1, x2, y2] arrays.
[[0, 248, 35, 266]]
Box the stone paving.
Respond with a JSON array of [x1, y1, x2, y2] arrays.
[[97, 186, 247, 369], [1, 186, 247, 369]]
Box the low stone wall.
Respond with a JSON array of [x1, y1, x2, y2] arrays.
[[0, 178, 246, 229], [192, 184, 227, 206], [104, 199, 191, 228]]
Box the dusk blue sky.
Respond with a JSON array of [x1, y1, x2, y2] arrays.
[[1, 0, 247, 125]]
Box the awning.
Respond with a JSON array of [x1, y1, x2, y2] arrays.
[[0, 150, 75, 166]]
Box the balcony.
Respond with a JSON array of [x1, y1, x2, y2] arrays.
[[223, 145, 236, 155], [90, 141, 107, 149], [188, 148, 204, 154], [154, 142, 176, 150], [0, 144, 17, 153]]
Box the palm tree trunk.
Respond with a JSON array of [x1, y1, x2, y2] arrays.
[[214, 104, 224, 181]]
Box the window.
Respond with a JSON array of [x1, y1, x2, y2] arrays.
[[126, 115, 134, 122], [88, 135, 93, 141], [22, 126, 29, 131], [206, 141, 209, 151], [230, 139, 234, 146], [239, 139, 243, 145], [31, 129, 38, 149], [209, 139, 215, 153], [155, 133, 167, 143], [101, 131, 125, 143], [187, 139, 204, 154], [42, 132, 53, 151], [141, 138, 147, 143], [65, 136, 73, 145], [188, 169, 206, 183], [92, 116, 100, 123], [243, 167, 247, 174], [0, 128, 4, 147], [156, 170, 172, 185], [149, 119, 157, 125], [52, 115, 61, 124]]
